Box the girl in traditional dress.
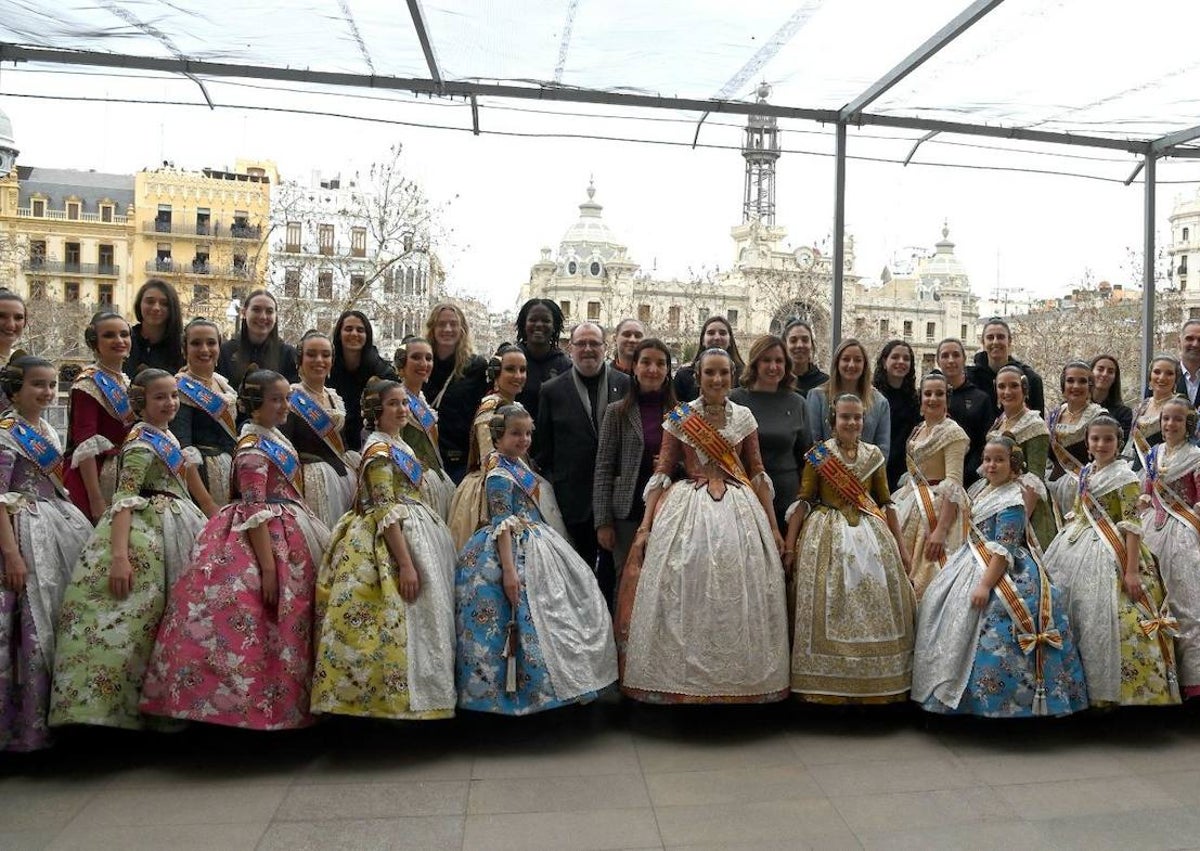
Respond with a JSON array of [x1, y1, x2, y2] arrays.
[[456, 403, 616, 715], [1123, 355, 1181, 472], [893, 371, 968, 599], [140, 370, 329, 730], [787, 393, 915, 703], [1043, 415, 1179, 707], [0, 357, 92, 751], [396, 338, 455, 520], [312, 380, 457, 720], [913, 435, 1088, 717], [64, 311, 136, 522], [1046, 361, 1104, 522], [0, 292, 27, 410], [282, 331, 356, 530], [618, 348, 789, 704], [172, 318, 236, 514], [1138, 396, 1200, 698], [50, 369, 207, 730], [990, 364, 1056, 550]]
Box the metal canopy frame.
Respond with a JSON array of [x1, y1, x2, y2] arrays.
[[1, 0, 1193, 386]]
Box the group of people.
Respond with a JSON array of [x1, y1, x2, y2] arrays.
[[3, 278, 1200, 752]]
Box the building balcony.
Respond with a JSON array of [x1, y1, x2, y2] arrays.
[[23, 259, 120, 277], [17, 207, 128, 225], [230, 224, 263, 240], [146, 259, 255, 279], [140, 220, 263, 239]]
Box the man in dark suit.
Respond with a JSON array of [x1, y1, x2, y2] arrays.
[[534, 321, 630, 605], [1175, 319, 1200, 409]]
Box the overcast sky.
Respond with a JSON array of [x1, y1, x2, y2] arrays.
[[3, 64, 1199, 312]]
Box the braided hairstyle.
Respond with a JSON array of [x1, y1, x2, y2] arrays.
[[488, 402, 532, 444], [361, 378, 405, 432], [984, 432, 1025, 476], [486, 342, 524, 389], [0, 352, 51, 399], [84, 310, 129, 354], [129, 368, 174, 417], [237, 367, 285, 416]]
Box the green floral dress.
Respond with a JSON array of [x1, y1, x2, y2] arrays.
[[50, 427, 207, 729]]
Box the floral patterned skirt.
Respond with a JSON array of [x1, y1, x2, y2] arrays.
[[140, 501, 328, 730]]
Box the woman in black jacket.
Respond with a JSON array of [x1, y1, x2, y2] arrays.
[[124, 278, 184, 378], [328, 310, 396, 452]]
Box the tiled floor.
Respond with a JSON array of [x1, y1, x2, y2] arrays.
[[5, 699, 1200, 850]]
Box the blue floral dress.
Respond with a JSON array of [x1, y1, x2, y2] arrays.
[[913, 480, 1089, 717], [455, 455, 616, 715]]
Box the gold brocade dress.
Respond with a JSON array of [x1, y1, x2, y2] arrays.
[[790, 439, 915, 703]]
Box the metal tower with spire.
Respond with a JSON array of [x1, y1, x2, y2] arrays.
[[742, 82, 780, 225]]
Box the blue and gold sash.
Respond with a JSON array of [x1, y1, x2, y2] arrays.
[[407, 391, 438, 435], [177, 374, 237, 440], [289, 387, 346, 456], [127, 423, 188, 490], [237, 431, 303, 495], [0, 415, 66, 496], [362, 439, 424, 487], [490, 453, 540, 503], [81, 366, 135, 425]]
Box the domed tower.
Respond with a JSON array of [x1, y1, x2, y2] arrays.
[[742, 82, 780, 225], [921, 223, 971, 300]]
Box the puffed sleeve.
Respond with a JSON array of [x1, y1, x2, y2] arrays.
[[1116, 480, 1146, 536], [474, 410, 496, 458], [987, 503, 1025, 567], [869, 462, 893, 507], [68, 390, 115, 465], [231, 450, 274, 530], [0, 448, 18, 507], [798, 459, 820, 502], [363, 456, 398, 510], [485, 471, 516, 527], [110, 445, 153, 511]]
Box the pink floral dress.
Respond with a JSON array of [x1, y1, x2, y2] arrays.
[[140, 425, 330, 730]]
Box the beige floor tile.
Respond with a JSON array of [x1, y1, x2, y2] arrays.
[[0, 789, 97, 832], [102, 761, 301, 788], [654, 798, 850, 846], [0, 830, 57, 851], [463, 807, 661, 851], [810, 757, 979, 797], [860, 821, 1052, 851], [644, 764, 823, 807], [994, 774, 1184, 821], [65, 784, 286, 827], [789, 727, 955, 767], [831, 786, 1017, 835], [1031, 808, 1200, 851], [47, 822, 267, 851], [275, 780, 469, 820], [635, 733, 798, 775], [957, 749, 1129, 786], [295, 751, 475, 784], [668, 840, 861, 851], [257, 816, 464, 851], [468, 772, 651, 814], [471, 731, 641, 779], [1143, 768, 1200, 806]]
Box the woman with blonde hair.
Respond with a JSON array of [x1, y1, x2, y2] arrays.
[[423, 303, 487, 483], [804, 339, 891, 459]]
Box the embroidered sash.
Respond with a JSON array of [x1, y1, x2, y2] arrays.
[[362, 439, 424, 488], [806, 442, 886, 521], [493, 454, 540, 503], [127, 423, 188, 491], [407, 391, 438, 436], [1129, 399, 1154, 471], [237, 432, 303, 494], [667, 403, 751, 487], [1146, 445, 1200, 545], [177, 374, 237, 440], [905, 453, 949, 566], [1046, 406, 1087, 478], [86, 367, 135, 425], [289, 387, 346, 456], [0, 415, 66, 497]]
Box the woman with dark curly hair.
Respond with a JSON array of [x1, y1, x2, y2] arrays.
[[873, 339, 919, 490], [514, 298, 571, 420]]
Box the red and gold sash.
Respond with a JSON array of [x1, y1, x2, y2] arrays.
[[666, 403, 752, 487], [1129, 399, 1154, 471], [805, 442, 885, 521]]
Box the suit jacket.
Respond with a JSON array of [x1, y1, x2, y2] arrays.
[[1174, 369, 1200, 408], [592, 399, 644, 528], [534, 365, 630, 525]]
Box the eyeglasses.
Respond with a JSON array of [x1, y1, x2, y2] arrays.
[[572, 340, 604, 349]]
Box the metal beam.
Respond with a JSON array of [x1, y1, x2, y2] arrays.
[[1141, 152, 1157, 394], [856, 112, 1148, 154], [831, 121, 846, 350], [903, 130, 938, 166], [405, 0, 442, 86], [841, 0, 1005, 121], [470, 95, 480, 135], [1152, 122, 1200, 153]]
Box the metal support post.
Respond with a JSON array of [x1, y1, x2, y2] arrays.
[[831, 121, 847, 349]]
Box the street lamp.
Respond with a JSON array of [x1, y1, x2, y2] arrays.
[[0, 108, 17, 176]]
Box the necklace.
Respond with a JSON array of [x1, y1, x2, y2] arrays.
[[301, 381, 327, 400]]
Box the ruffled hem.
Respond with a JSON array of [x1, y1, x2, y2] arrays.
[[934, 478, 968, 508], [181, 446, 202, 467], [489, 514, 530, 541], [1117, 519, 1144, 538], [378, 502, 409, 532], [232, 506, 277, 531], [751, 470, 775, 499], [110, 494, 149, 512], [0, 491, 26, 509], [1019, 472, 1048, 500], [982, 539, 1014, 570], [642, 472, 672, 501], [70, 435, 115, 467]]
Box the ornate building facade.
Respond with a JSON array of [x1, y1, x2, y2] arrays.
[[1168, 187, 1200, 322]]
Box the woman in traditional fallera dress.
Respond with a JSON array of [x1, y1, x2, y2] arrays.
[[1043, 415, 1180, 707], [172, 319, 237, 513], [0, 357, 92, 751], [1138, 396, 1200, 699], [619, 348, 789, 704], [50, 370, 207, 730], [892, 372, 968, 600], [0, 292, 28, 411], [1123, 355, 1181, 473], [140, 370, 329, 730], [990, 364, 1056, 551], [787, 393, 915, 703], [312, 380, 457, 720], [1046, 361, 1104, 522], [396, 338, 455, 521], [64, 311, 137, 523], [456, 404, 616, 715], [282, 331, 357, 530], [913, 435, 1088, 717]]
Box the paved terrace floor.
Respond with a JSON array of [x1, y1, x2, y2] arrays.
[[4, 697, 1200, 850]]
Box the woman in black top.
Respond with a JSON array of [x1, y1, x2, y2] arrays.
[[673, 315, 745, 402], [784, 318, 829, 398], [423, 302, 488, 483], [124, 278, 184, 378], [328, 310, 396, 452], [171, 318, 235, 514], [514, 298, 571, 420], [936, 338, 992, 487], [217, 289, 299, 412], [873, 339, 919, 490], [1090, 353, 1134, 441]]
